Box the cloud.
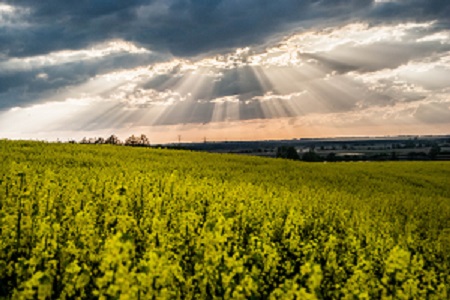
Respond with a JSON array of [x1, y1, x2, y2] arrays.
[[414, 101, 450, 123], [5, 19, 448, 111], [370, 0, 450, 22], [1, 0, 450, 142], [0, 40, 150, 72], [0, 41, 166, 109], [3, 0, 449, 59], [4, 21, 449, 121]]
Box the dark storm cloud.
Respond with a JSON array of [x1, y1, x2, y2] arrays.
[[2, 0, 449, 59], [0, 0, 149, 57], [0, 52, 159, 109], [370, 0, 450, 22], [3, 0, 450, 59], [0, 0, 380, 59], [148, 0, 373, 56]]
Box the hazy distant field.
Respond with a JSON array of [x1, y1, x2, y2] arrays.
[[1, 141, 449, 299]]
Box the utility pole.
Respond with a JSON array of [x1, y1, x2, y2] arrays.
[[178, 135, 181, 146]]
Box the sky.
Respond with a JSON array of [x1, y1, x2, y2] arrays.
[[0, 0, 449, 143]]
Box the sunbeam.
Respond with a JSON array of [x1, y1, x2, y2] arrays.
[[1, 19, 449, 142]]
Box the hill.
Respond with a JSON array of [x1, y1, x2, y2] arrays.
[[0, 140, 449, 299]]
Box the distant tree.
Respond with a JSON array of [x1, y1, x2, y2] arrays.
[[302, 151, 322, 162], [125, 135, 140, 146], [125, 134, 150, 146], [391, 151, 398, 161], [405, 140, 415, 149], [105, 135, 122, 145], [276, 146, 300, 160], [139, 134, 150, 146], [95, 137, 105, 144], [80, 137, 96, 144], [326, 152, 336, 162], [429, 144, 441, 160], [408, 152, 427, 160]]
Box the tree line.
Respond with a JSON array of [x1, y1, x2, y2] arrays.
[[276, 145, 443, 162], [77, 134, 150, 147]]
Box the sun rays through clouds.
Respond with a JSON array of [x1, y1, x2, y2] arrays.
[[1, 5, 450, 142]]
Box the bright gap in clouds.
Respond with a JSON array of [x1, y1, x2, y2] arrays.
[[0, 4, 14, 13], [0, 40, 151, 71], [1, 21, 450, 143]]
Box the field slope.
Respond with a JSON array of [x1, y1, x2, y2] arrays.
[[1, 140, 449, 299]]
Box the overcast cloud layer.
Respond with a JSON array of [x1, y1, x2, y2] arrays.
[[0, 0, 449, 142]]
